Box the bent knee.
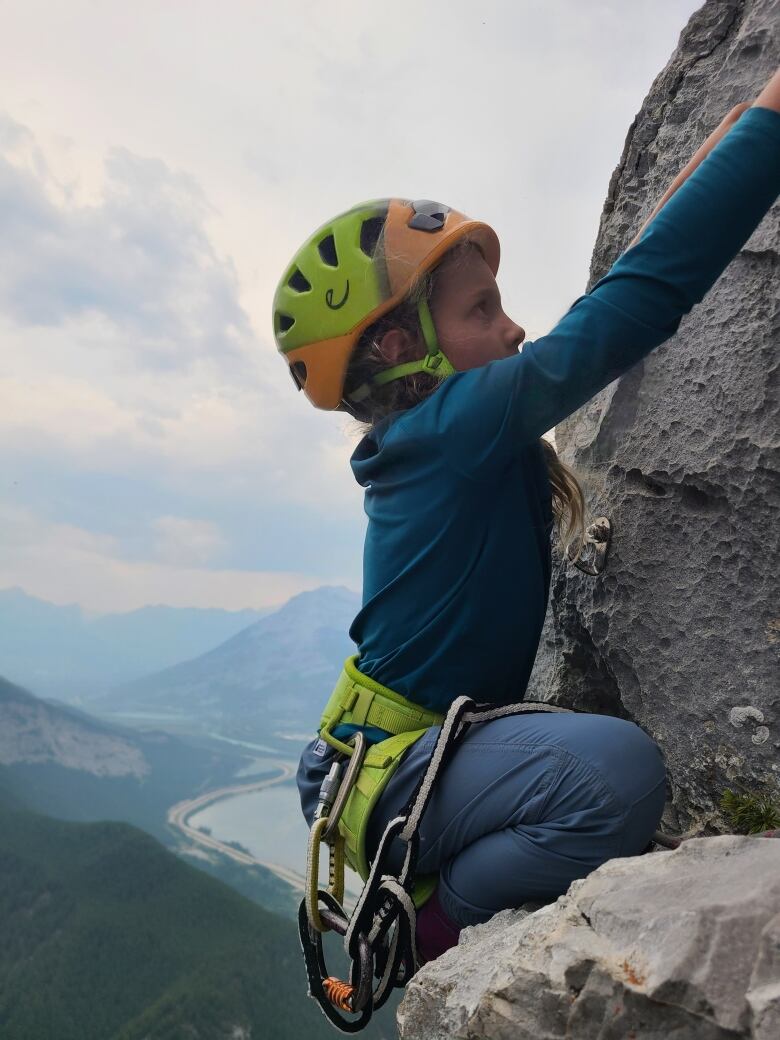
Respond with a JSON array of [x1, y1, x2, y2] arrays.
[[569, 716, 667, 855], [572, 714, 667, 810]]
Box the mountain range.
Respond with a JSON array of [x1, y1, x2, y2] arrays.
[[0, 585, 406, 1037], [94, 585, 362, 745], [0, 586, 272, 701], [0, 673, 248, 841]]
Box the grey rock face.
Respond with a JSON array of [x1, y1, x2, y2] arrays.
[[526, 0, 780, 833], [398, 836, 780, 1040]]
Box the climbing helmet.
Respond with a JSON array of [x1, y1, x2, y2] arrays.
[[272, 198, 500, 411]]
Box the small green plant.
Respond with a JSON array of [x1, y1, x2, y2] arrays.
[[720, 788, 780, 834]]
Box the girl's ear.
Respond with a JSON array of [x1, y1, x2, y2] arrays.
[[376, 327, 420, 365]]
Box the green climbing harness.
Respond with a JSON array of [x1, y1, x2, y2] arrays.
[[316, 654, 444, 897]]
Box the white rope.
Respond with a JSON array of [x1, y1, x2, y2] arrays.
[[369, 877, 417, 946], [370, 878, 418, 1002], [344, 814, 405, 954], [400, 696, 573, 844], [343, 682, 577, 1003], [463, 701, 573, 725], [400, 695, 471, 842]]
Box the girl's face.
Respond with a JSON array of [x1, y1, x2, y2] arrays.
[[430, 246, 525, 370]]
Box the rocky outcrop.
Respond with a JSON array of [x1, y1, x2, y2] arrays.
[[526, 0, 780, 834], [398, 836, 780, 1040], [0, 676, 149, 777]]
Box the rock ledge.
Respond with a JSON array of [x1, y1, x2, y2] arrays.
[[398, 836, 780, 1040]]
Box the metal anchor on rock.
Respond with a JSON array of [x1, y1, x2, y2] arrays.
[[569, 516, 612, 576]]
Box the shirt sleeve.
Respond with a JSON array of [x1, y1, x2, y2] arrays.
[[427, 105, 780, 481]]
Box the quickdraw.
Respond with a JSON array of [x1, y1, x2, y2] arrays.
[[305, 733, 367, 933]]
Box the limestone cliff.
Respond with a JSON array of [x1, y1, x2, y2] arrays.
[[0, 676, 149, 778], [526, 0, 779, 835]]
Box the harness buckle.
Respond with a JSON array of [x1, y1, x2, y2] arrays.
[[319, 722, 359, 757]]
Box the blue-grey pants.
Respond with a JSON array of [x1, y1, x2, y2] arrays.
[[297, 711, 667, 928]]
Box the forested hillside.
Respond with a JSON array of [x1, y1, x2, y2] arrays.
[[0, 797, 356, 1039]]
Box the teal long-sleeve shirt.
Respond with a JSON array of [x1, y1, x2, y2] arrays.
[[336, 106, 780, 743]]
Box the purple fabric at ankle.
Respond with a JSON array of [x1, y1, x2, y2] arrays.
[[416, 888, 462, 963]]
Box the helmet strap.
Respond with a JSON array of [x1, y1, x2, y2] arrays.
[[346, 296, 456, 403]]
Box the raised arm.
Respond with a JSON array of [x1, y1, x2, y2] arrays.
[[520, 99, 780, 434], [627, 103, 751, 250], [629, 67, 780, 249], [431, 73, 780, 479]]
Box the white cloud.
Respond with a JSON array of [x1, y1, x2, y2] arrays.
[[0, 114, 249, 369], [0, 339, 362, 516], [151, 516, 226, 567], [0, 114, 364, 529], [0, 505, 341, 612]]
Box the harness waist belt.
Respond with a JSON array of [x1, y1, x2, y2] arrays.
[[319, 654, 445, 755], [316, 654, 441, 904]]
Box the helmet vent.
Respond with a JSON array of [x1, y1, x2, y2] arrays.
[[318, 234, 339, 267], [288, 268, 311, 293], [409, 200, 450, 233], [276, 312, 295, 334], [291, 361, 307, 388], [360, 217, 385, 258]]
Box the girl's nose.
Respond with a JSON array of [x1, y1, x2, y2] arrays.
[[505, 317, 525, 351]]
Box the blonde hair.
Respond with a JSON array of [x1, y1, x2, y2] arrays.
[[540, 437, 586, 561], [342, 243, 586, 560]]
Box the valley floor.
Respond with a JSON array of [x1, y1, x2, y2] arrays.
[[167, 762, 307, 892]]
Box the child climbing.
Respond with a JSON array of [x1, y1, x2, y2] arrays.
[[275, 66, 780, 1023]]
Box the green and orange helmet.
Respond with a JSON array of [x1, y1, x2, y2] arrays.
[[272, 198, 500, 411]]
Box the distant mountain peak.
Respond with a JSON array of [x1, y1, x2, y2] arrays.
[[276, 584, 360, 609], [102, 584, 361, 731]]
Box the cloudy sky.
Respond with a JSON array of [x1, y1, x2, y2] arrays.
[[0, 0, 703, 613]]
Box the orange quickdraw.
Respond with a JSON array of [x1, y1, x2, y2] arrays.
[[323, 977, 354, 1012]]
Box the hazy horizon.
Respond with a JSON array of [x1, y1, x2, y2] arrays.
[[0, 580, 359, 617]]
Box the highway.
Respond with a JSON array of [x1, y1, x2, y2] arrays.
[[167, 762, 307, 892]]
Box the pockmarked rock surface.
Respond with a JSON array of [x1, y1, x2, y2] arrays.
[[525, 0, 780, 833], [398, 837, 780, 1040]]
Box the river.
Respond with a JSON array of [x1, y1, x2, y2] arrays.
[[187, 776, 364, 897]]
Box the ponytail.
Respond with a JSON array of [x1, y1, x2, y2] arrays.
[[540, 438, 586, 562]]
